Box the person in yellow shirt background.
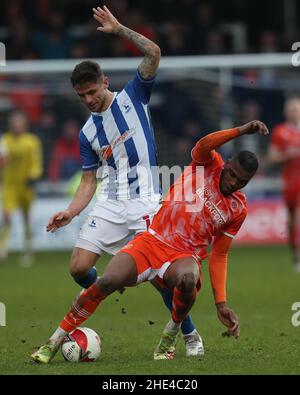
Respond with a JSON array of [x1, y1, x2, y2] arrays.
[[0, 111, 43, 266]]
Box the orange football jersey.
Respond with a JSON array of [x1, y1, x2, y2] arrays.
[[150, 152, 248, 260]]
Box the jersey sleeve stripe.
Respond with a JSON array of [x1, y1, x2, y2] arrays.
[[223, 231, 235, 239], [82, 164, 99, 170], [79, 129, 99, 171], [136, 68, 156, 83]]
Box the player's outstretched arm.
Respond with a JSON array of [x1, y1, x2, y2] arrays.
[[192, 120, 269, 164], [46, 170, 97, 233], [209, 234, 240, 338], [93, 5, 160, 79]]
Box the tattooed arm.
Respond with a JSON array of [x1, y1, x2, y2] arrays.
[[93, 5, 161, 79]]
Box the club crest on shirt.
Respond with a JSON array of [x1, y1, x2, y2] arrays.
[[123, 101, 132, 113], [231, 200, 238, 211]]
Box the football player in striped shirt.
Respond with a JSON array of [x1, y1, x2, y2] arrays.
[[45, 5, 200, 356]]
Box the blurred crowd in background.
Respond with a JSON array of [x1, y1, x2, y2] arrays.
[[1, 0, 297, 60], [0, 0, 299, 185]]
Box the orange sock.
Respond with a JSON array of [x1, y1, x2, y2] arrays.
[[171, 286, 197, 324], [60, 283, 107, 332]]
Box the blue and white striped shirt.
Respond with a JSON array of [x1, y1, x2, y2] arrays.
[[79, 69, 160, 201]]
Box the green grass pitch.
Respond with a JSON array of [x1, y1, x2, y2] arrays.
[[0, 246, 300, 375]]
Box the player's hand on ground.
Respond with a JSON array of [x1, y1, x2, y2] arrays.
[[216, 302, 240, 339], [238, 120, 269, 136], [93, 5, 120, 34], [46, 210, 73, 233]]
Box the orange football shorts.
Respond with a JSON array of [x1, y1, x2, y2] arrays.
[[120, 231, 201, 287]]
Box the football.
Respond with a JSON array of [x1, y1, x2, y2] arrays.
[[61, 327, 101, 362]]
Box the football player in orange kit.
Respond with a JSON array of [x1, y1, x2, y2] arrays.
[[269, 97, 300, 272], [31, 120, 268, 363]]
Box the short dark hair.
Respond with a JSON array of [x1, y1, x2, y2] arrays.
[[70, 61, 103, 87], [233, 150, 259, 174]]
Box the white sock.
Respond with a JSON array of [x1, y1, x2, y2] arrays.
[[49, 327, 67, 345], [166, 319, 181, 332], [183, 329, 197, 338]]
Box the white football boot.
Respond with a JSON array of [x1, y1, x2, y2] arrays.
[[183, 330, 205, 357]]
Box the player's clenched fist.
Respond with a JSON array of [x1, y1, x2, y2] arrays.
[[46, 210, 73, 233], [238, 120, 269, 136]]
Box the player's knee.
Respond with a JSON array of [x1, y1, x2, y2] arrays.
[[177, 272, 197, 293], [96, 274, 118, 295], [70, 258, 88, 279]]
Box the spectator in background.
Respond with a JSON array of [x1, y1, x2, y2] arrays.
[[48, 119, 81, 182], [70, 40, 90, 59], [259, 31, 280, 53], [121, 9, 157, 56], [32, 9, 73, 59], [268, 97, 300, 272], [82, 18, 111, 58], [174, 136, 193, 167], [161, 20, 187, 56], [186, 3, 215, 54], [3, 0, 23, 26], [83, 0, 130, 58], [175, 119, 205, 163], [205, 29, 226, 54], [6, 18, 34, 60], [0, 111, 42, 266], [155, 82, 201, 137], [182, 119, 206, 142], [0, 139, 6, 169], [237, 100, 264, 156], [257, 31, 280, 88], [35, 111, 58, 174], [8, 76, 45, 124]]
